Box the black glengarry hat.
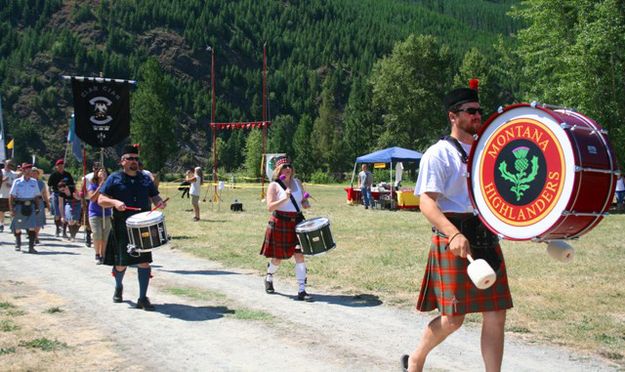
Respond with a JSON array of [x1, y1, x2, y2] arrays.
[[443, 88, 479, 111], [122, 144, 139, 155]]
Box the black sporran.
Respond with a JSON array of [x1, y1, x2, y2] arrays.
[[449, 215, 501, 271], [20, 204, 33, 217]]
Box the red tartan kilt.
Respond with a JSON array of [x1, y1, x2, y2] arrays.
[[416, 234, 513, 315], [260, 212, 300, 259]]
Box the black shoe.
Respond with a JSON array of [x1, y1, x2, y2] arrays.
[[400, 354, 409, 372], [297, 291, 312, 301], [264, 277, 275, 294], [113, 286, 123, 303], [27, 247, 38, 254], [136, 297, 155, 311], [15, 245, 20, 252]]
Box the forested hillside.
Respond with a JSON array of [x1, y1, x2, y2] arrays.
[[0, 0, 520, 175], [1, 0, 623, 182]]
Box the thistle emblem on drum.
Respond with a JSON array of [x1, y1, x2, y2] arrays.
[[498, 146, 540, 201]]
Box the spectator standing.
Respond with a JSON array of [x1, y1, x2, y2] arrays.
[[357, 164, 373, 209]]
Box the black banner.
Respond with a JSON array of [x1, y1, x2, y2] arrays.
[[71, 78, 130, 147]]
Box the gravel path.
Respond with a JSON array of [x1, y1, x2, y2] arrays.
[[0, 230, 618, 371]]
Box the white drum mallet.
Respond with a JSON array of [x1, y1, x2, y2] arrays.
[[467, 254, 497, 289], [545, 240, 575, 263]]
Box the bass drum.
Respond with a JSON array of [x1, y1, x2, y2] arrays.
[[467, 103, 618, 241]]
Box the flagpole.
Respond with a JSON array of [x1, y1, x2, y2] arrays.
[[0, 95, 6, 162]]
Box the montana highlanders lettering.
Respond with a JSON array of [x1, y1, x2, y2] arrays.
[[478, 119, 565, 227]]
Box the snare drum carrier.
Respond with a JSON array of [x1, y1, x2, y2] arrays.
[[275, 179, 336, 256], [126, 211, 170, 255], [468, 103, 618, 241]]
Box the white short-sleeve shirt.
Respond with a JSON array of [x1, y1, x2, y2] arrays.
[[0, 169, 19, 198], [10, 177, 42, 200], [415, 139, 473, 213]]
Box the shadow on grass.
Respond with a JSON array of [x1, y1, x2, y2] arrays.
[[138, 302, 235, 321], [276, 292, 383, 307], [171, 235, 194, 240], [158, 269, 239, 276]]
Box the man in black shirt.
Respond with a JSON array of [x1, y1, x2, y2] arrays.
[[47, 159, 75, 238]]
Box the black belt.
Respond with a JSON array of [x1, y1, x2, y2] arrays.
[[15, 200, 35, 206], [432, 213, 475, 235], [272, 211, 299, 222]]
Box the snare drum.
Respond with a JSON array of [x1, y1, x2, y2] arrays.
[[126, 211, 169, 253], [295, 217, 336, 256], [468, 103, 618, 241]]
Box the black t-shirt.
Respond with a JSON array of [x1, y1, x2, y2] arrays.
[[48, 171, 75, 193]]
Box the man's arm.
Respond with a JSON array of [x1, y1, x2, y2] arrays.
[[150, 195, 166, 209], [98, 193, 126, 211], [419, 191, 470, 258], [8, 194, 15, 216]]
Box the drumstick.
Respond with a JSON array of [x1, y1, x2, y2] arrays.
[[146, 197, 170, 215], [125, 206, 141, 211], [303, 192, 317, 201]]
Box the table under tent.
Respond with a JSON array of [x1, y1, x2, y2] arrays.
[[347, 146, 423, 210]]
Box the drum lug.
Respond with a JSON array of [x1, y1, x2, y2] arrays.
[[562, 210, 607, 217]]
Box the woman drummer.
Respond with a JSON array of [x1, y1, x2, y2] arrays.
[[260, 156, 312, 301]]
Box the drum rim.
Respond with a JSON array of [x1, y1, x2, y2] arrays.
[[301, 243, 336, 256], [468, 104, 578, 240], [126, 211, 164, 227], [295, 217, 330, 232]]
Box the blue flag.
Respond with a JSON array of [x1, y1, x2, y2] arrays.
[[69, 113, 83, 163]]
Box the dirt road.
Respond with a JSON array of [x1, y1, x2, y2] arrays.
[[0, 230, 618, 371]]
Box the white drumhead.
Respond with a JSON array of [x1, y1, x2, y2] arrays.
[[295, 217, 329, 233], [469, 105, 576, 240], [126, 211, 164, 227]]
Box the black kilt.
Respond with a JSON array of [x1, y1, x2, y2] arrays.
[[103, 210, 152, 266]]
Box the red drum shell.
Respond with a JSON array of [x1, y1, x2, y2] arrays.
[[467, 103, 617, 241]]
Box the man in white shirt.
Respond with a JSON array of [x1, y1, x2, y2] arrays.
[[402, 87, 512, 372], [0, 159, 19, 232], [9, 163, 42, 253]]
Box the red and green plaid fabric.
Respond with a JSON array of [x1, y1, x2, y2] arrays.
[[416, 234, 513, 315], [260, 212, 299, 259]]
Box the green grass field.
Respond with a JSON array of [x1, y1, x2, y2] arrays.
[[158, 181, 625, 364]]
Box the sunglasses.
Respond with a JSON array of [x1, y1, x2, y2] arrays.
[[455, 107, 483, 115], [123, 156, 140, 161], [282, 164, 293, 169]]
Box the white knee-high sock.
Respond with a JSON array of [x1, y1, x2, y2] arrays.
[[295, 263, 307, 292], [266, 262, 279, 282]]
